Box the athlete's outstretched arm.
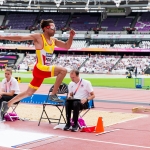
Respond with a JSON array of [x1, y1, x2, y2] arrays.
[[55, 29, 75, 49], [0, 33, 38, 41]]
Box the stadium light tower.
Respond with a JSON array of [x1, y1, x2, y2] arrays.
[[98, 0, 101, 9], [27, 0, 32, 8], [126, 0, 130, 4], [34, 0, 40, 5], [113, 0, 121, 7], [85, 0, 90, 10], [53, 0, 63, 8], [27, 0, 39, 8]]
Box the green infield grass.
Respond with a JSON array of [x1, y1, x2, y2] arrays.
[[0, 77, 149, 89], [0, 71, 149, 88]]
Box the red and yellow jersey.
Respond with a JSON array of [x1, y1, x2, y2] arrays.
[[29, 34, 56, 89], [35, 34, 55, 75]]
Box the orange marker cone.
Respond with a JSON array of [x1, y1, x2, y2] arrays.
[[95, 117, 104, 133]]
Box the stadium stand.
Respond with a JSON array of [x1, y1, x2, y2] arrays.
[[112, 56, 149, 75], [88, 44, 110, 48], [0, 8, 148, 75], [38, 13, 70, 30], [6, 13, 37, 30], [2, 39, 150, 50], [81, 55, 121, 74], [19, 53, 36, 70], [139, 41, 150, 49], [52, 54, 88, 72], [71, 40, 87, 49], [135, 13, 150, 31], [101, 16, 133, 31], [19, 53, 56, 71], [69, 13, 100, 31], [0, 53, 18, 68]]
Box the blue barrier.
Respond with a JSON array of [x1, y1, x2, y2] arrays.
[[21, 96, 32, 103], [21, 94, 94, 108], [21, 94, 66, 105]]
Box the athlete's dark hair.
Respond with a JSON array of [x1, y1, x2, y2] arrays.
[[40, 19, 54, 31]]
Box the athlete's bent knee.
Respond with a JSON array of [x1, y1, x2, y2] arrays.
[[61, 67, 67, 75]]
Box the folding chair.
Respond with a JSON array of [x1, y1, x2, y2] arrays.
[[10, 101, 20, 114], [38, 83, 68, 126], [4, 101, 20, 121]]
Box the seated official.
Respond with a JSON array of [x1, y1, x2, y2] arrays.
[[64, 69, 95, 132], [0, 68, 20, 110]]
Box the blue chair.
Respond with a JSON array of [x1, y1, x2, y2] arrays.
[[38, 83, 68, 126], [79, 99, 94, 121], [66, 99, 95, 130]]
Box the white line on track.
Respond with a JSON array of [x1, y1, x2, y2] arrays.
[[59, 135, 150, 149]]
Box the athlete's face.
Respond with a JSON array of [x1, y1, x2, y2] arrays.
[[5, 70, 12, 81], [45, 23, 56, 36]]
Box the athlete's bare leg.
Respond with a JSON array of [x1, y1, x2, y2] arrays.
[[7, 87, 36, 107], [51, 66, 67, 95]]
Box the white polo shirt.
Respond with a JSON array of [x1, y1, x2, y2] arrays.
[[68, 78, 93, 99], [1, 77, 20, 94]]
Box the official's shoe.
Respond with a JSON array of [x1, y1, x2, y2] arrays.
[[64, 123, 71, 131], [71, 124, 79, 132]]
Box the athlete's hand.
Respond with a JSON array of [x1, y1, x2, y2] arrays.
[[69, 29, 75, 38]]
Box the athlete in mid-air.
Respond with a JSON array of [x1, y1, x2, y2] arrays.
[[0, 19, 75, 121]]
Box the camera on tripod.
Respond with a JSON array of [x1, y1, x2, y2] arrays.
[[126, 66, 135, 72], [126, 66, 135, 78]]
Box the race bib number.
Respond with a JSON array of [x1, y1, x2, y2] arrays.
[[46, 53, 53, 65]]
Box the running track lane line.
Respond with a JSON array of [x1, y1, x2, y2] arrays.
[[59, 136, 150, 149], [94, 99, 150, 105]]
